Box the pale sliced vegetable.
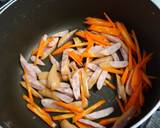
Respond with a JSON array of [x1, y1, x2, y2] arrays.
[[47, 64, 60, 90], [61, 50, 70, 81], [85, 107, 114, 120], [30, 56, 45, 66], [87, 63, 99, 71], [100, 43, 121, 56], [120, 48, 128, 61], [23, 75, 45, 90], [54, 91, 73, 103], [81, 69, 90, 98], [55, 86, 73, 96], [58, 29, 77, 47], [79, 119, 106, 128], [112, 106, 136, 128], [60, 120, 77, 128], [109, 61, 128, 68], [39, 89, 60, 101], [37, 72, 48, 80], [88, 68, 102, 89], [40, 79, 47, 85], [69, 61, 78, 72], [112, 53, 120, 61], [52, 30, 69, 37], [73, 37, 82, 52], [41, 98, 64, 110], [70, 70, 80, 100], [20, 54, 37, 79], [116, 74, 127, 102], [20, 81, 43, 98], [89, 45, 104, 57], [92, 56, 113, 65], [97, 71, 111, 90], [29, 64, 42, 74]]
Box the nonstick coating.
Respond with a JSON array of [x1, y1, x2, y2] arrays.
[[0, 0, 160, 128]]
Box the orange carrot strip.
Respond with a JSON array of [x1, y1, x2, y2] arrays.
[[85, 17, 112, 27], [116, 97, 125, 113], [73, 100, 106, 122], [131, 66, 142, 92], [52, 114, 74, 120], [24, 68, 33, 103], [85, 31, 94, 52], [132, 30, 142, 63], [88, 25, 120, 36], [104, 12, 116, 28], [128, 48, 133, 70], [141, 70, 152, 87], [23, 95, 52, 120], [104, 80, 116, 90], [68, 51, 83, 66], [139, 87, 144, 107], [121, 67, 129, 85], [125, 83, 141, 111], [99, 117, 119, 125], [75, 121, 93, 128], [138, 52, 153, 68], [43, 108, 70, 113], [102, 67, 124, 74], [32, 48, 38, 55], [27, 104, 56, 128], [116, 22, 136, 52], [86, 31, 111, 46], [76, 31, 85, 38], [55, 102, 83, 113], [52, 42, 72, 55]]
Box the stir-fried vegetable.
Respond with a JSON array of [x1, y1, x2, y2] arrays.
[[19, 14, 154, 128]]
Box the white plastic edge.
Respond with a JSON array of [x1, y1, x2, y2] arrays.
[[151, 0, 160, 9]]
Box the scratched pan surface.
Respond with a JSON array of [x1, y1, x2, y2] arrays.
[[0, 0, 160, 128]]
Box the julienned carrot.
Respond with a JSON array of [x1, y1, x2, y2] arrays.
[[115, 97, 125, 113], [85, 31, 94, 52], [138, 52, 153, 68], [88, 25, 120, 36], [125, 84, 141, 111], [27, 104, 56, 128], [73, 100, 106, 122], [23, 95, 52, 121], [35, 36, 49, 64], [43, 108, 70, 113], [139, 86, 144, 107], [131, 66, 142, 92], [104, 80, 116, 90], [104, 12, 116, 28], [102, 67, 124, 74], [24, 68, 33, 103], [128, 48, 133, 70], [75, 121, 92, 128], [76, 31, 85, 38], [85, 17, 113, 27], [132, 30, 142, 63], [141, 70, 152, 87], [121, 67, 129, 85], [116, 22, 136, 52], [52, 42, 72, 55], [68, 51, 83, 66], [85, 31, 111, 46], [55, 101, 83, 113], [52, 114, 74, 120], [99, 116, 119, 125], [32, 48, 38, 55]]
